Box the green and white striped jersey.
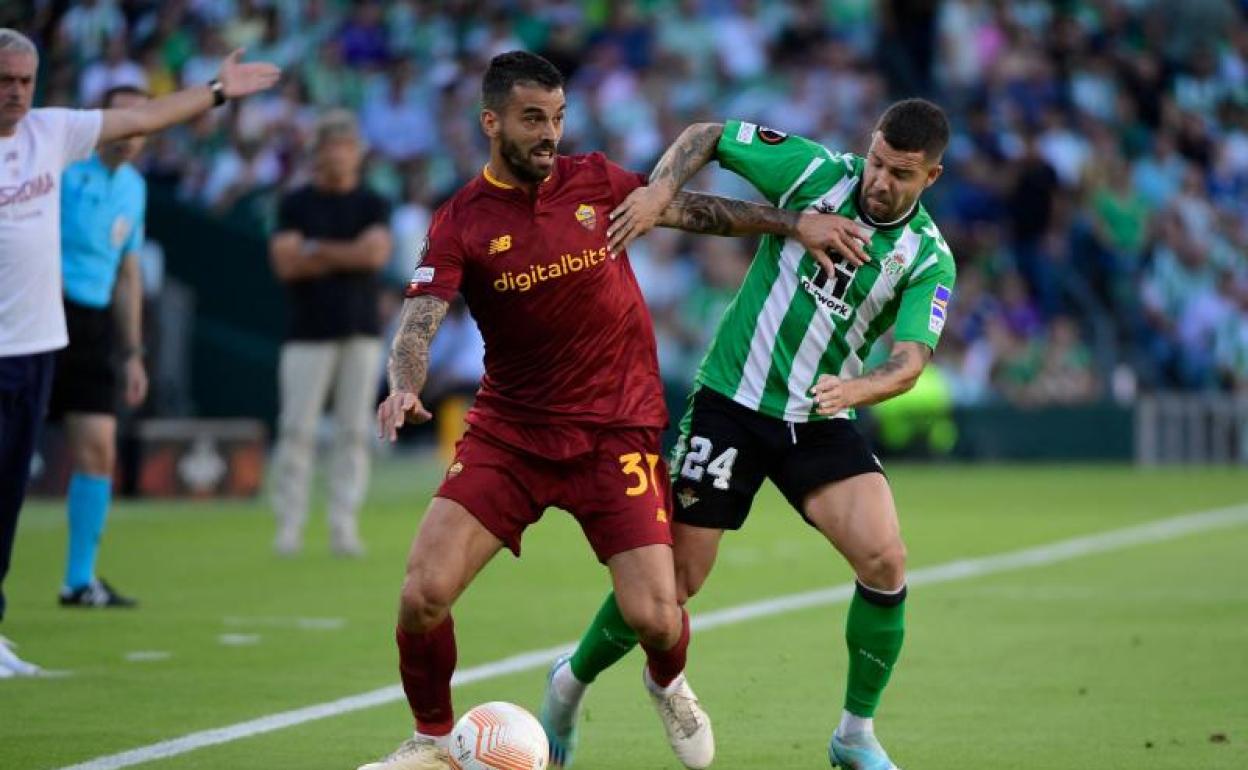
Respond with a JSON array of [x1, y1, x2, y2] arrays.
[[695, 120, 957, 422]]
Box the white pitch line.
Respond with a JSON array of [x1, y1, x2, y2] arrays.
[[55, 503, 1248, 770]]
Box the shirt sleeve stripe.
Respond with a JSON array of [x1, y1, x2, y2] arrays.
[[910, 252, 939, 280], [778, 157, 825, 208]]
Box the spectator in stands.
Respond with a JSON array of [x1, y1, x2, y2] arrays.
[[1215, 280, 1248, 391], [360, 59, 434, 162], [21, 0, 1248, 405], [267, 111, 391, 557], [56, 0, 125, 66], [386, 172, 433, 289], [79, 34, 146, 108], [1140, 210, 1221, 388], [200, 125, 282, 215], [337, 0, 389, 70], [1006, 127, 1062, 314], [1081, 151, 1151, 310], [1023, 316, 1100, 406]]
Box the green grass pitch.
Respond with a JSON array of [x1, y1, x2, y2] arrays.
[[2, 461, 1246, 769]]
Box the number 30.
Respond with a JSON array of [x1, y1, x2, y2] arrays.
[[679, 436, 738, 491]]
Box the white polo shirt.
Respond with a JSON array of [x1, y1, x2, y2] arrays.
[[0, 108, 102, 357]]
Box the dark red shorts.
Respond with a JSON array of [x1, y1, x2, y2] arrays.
[[435, 425, 673, 562]]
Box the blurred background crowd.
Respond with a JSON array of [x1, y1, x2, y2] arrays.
[[16, 0, 1248, 413]]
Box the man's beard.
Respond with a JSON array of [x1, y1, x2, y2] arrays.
[[499, 133, 556, 184]]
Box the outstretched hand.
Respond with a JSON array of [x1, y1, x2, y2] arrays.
[[607, 186, 673, 256], [217, 49, 281, 99], [376, 390, 432, 442]]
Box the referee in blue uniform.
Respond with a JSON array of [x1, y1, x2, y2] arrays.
[[50, 85, 150, 608]]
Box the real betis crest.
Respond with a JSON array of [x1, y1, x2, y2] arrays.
[[676, 486, 699, 510], [575, 203, 597, 230], [882, 252, 906, 278]]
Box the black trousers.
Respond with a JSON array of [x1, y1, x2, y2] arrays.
[[0, 351, 55, 622]]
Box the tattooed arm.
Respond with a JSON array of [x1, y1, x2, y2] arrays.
[[658, 191, 797, 237], [647, 123, 724, 198], [811, 341, 931, 414], [607, 122, 872, 266], [652, 191, 870, 272], [377, 295, 449, 440], [606, 123, 723, 253]]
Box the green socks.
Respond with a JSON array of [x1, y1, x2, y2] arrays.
[[844, 581, 907, 717], [569, 582, 905, 715], [569, 591, 639, 683]]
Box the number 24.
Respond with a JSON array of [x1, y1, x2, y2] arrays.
[[680, 436, 737, 490]]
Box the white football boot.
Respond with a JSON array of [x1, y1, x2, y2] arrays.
[[0, 635, 41, 678], [644, 668, 714, 769]]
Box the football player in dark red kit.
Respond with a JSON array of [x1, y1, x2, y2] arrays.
[[362, 51, 859, 770]]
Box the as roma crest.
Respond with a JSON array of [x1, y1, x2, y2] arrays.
[[575, 203, 597, 231]]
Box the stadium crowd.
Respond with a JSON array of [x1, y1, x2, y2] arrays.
[[20, 0, 1248, 406]]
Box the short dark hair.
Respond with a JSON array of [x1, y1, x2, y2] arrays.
[[101, 84, 150, 108], [481, 50, 564, 112], [877, 99, 950, 161]]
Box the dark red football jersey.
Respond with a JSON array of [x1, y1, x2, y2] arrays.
[[405, 152, 664, 459]]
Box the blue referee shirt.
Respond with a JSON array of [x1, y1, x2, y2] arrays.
[[60, 154, 146, 309]]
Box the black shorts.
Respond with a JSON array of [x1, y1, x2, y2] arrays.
[[670, 387, 883, 530], [49, 299, 117, 418]]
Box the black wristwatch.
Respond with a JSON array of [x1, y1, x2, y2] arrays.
[[208, 78, 227, 107]]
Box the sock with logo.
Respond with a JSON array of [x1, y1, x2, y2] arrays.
[[568, 591, 639, 684], [397, 618, 458, 736], [843, 581, 906, 720], [64, 472, 111, 591]]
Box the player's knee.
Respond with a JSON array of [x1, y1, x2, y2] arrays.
[[78, 439, 114, 476], [619, 596, 681, 649], [675, 566, 704, 605], [398, 573, 455, 633], [859, 541, 907, 591]]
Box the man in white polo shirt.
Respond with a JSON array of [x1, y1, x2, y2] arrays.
[[0, 28, 279, 677]]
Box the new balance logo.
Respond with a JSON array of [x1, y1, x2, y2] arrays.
[[488, 235, 512, 255], [857, 647, 889, 670]]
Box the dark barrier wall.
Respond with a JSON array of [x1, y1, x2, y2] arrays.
[[951, 403, 1134, 461], [147, 187, 284, 426]]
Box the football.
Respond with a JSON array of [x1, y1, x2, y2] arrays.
[[448, 701, 550, 770]]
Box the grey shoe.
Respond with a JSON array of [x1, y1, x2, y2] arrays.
[[356, 736, 451, 770]]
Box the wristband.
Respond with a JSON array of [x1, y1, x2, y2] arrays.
[[208, 78, 227, 107]]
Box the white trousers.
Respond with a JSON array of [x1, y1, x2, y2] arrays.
[[269, 336, 383, 539]]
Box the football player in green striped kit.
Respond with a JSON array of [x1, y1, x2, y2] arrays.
[[540, 100, 955, 770]]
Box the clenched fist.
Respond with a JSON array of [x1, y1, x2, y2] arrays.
[[811, 374, 860, 415]]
